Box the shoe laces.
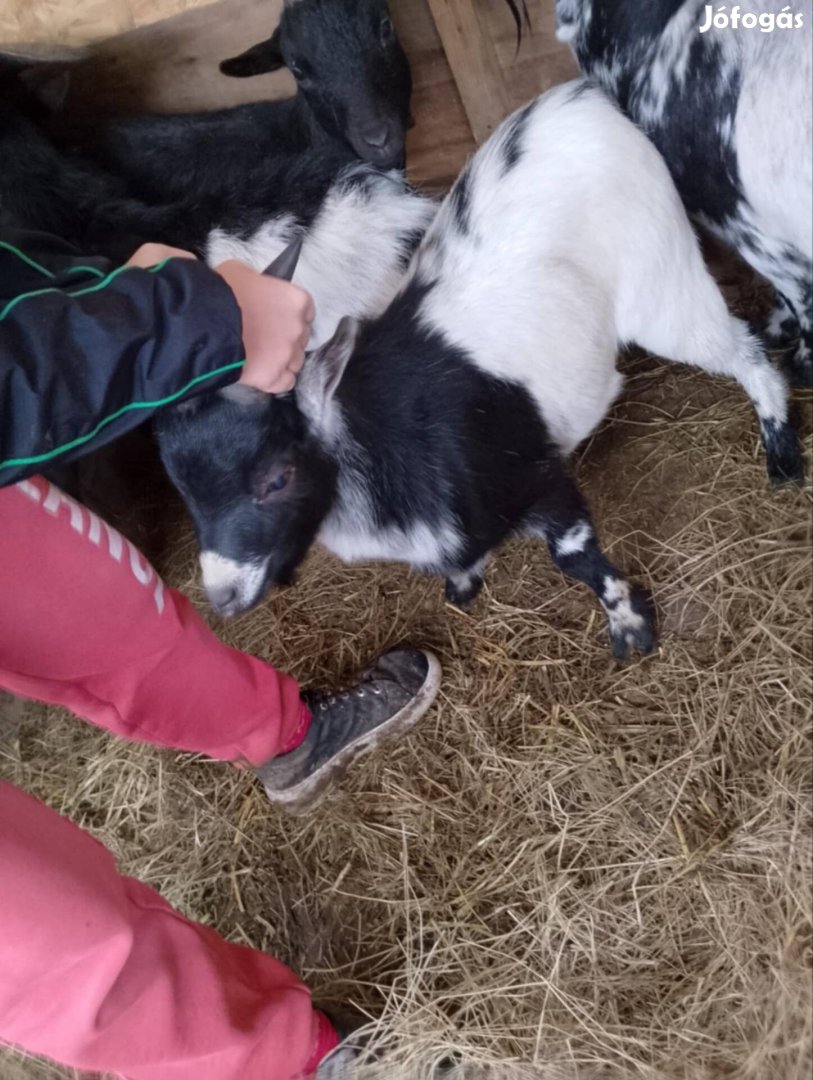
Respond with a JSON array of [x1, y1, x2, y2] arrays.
[[313, 670, 384, 711]]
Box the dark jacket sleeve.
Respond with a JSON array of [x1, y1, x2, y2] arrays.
[[0, 257, 245, 486]]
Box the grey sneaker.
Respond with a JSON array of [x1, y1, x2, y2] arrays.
[[315, 1020, 458, 1079], [314, 1009, 367, 1078], [315, 1043, 362, 1078], [258, 648, 441, 813]]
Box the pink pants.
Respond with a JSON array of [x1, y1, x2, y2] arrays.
[[0, 476, 338, 1079]]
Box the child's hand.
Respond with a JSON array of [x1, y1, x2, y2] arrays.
[[214, 260, 315, 394], [126, 243, 198, 268]]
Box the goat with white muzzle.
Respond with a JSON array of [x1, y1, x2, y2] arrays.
[[156, 81, 804, 659]]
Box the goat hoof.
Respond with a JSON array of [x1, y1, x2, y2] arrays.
[[762, 419, 805, 487], [444, 575, 483, 610], [607, 585, 657, 660]]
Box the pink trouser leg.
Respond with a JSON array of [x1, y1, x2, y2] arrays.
[[0, 477, 309, 764], [0, 781, 338, 1079], [0, 477, 338, 1077]]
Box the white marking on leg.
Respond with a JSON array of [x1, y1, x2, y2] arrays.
[[556, 521, 592, 558], [766, 297, 795, 341], [602, 574, 645, 642], [447, 554, 491, 596]]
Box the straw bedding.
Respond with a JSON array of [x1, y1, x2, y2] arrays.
[[0, 0, 810, 1074], [1, 270, 811, 1078]]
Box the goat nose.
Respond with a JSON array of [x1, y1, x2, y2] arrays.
[[208, 583, 238, 613], [361, 123, 389, 148]]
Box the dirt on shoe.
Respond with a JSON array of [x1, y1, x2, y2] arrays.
[[258, 648, 441, 814]]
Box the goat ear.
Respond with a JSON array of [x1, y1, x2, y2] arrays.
[[315, 317, 360, 401], [263, 235, 303, 281], [298, 317, 360, 424], [19, 65, 72, 111], [220, 27, 284, 77]]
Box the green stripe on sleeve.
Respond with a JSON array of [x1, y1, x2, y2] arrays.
[[0, 258, 174, 322], [0, 359, 246, 475]]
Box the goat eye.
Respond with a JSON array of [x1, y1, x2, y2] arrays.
[[253, 467, 293, 504], [380, 16, 394, 42], [288, 59, 303, 78]]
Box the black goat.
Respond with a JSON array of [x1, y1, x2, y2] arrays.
[[45, 0, 412, 204], [554, 0, 813, 386], [0, 96, 430, 273]]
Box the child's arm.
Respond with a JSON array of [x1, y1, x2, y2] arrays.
[[0, 246, 313, 486]]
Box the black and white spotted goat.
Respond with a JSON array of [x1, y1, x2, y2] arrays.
[[156, 81, 803, 659], [555, 0, 813, 385]]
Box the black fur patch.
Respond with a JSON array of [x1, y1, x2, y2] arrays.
[[501, 101, 535, 174], [40, 0, 413, 206], [337, 279, 559, 571], [450, 168, 472, 235], [641, 38, 742, 223], [760, 417, 805, 485], [571, 1, 742, 224], [397, 226, 430, 267], [156, 389, 338, 593]]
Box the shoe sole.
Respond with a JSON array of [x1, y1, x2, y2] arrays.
[[265, 651, 442, 815]]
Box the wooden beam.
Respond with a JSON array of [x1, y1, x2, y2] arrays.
[[425, 0, 511, 144]]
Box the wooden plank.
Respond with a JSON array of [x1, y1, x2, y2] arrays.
[[392, 0, 476, 187], [425, 0, 511, 144], [481, 0, 578, 109]]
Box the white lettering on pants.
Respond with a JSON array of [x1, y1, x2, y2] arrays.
[[16, 479, 166, 615]]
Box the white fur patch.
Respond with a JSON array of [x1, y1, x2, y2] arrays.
[[321, 518, 459, 567], [556, 521, 592, 557], [199, 551, 269, 614], [636, 3, 715, 126], [318, 471, 461, 570], [408, 80, 790, 453], [445, 554, 491, 597], [602, 575, 645, 643], [728, 10, 813, 272], [206, 215, 295, 270], [555, 0, 589, 43], [206, 168, 436, 350]]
